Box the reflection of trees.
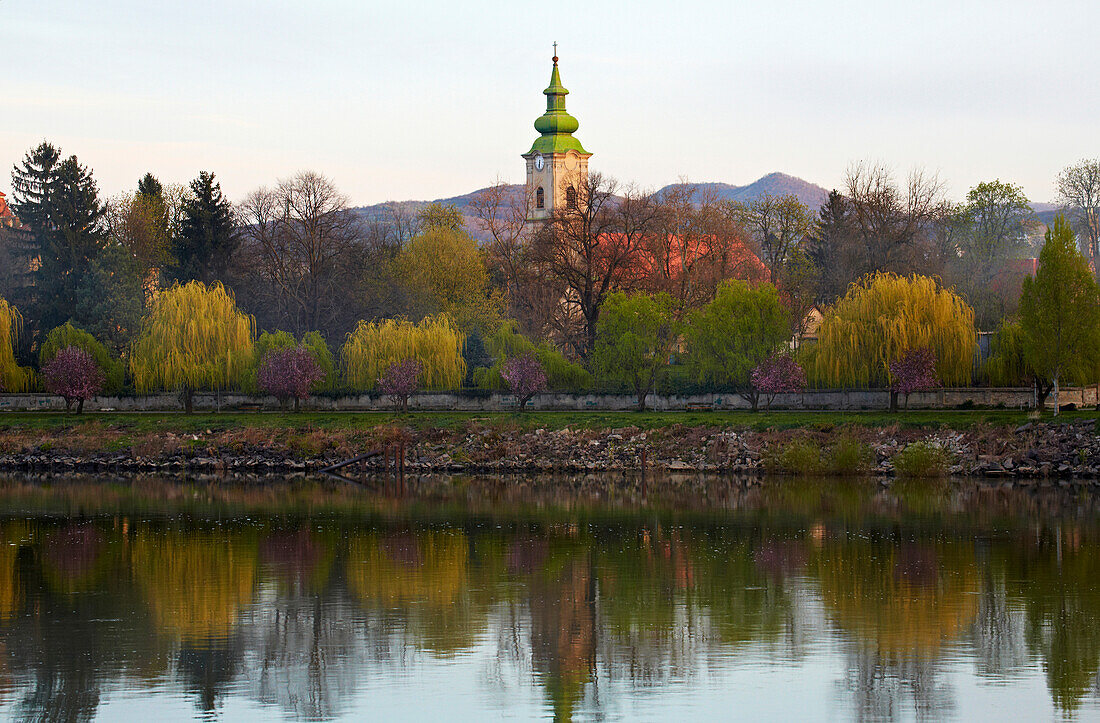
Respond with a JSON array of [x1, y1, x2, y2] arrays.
[[259, 527, 334, 594], [1005, 528, 1100, 714], [838, 648, 955, 722], [131, 529, 258, 642], [0, 525, 19, 621], [41, 524, 115, 596], [816, 540, 978, 658], [347, 531, 485, 656], [235, 588, 367, 720]]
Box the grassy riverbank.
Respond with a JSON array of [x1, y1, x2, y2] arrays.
[[0, 408, 1097, 436]]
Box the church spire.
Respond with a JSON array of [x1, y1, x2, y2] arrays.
[[529, 46, 587, 155]]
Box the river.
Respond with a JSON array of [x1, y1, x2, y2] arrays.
[[0, 473, 1097, 721]]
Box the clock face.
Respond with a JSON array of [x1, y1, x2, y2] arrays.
[[534, 154, 545, 171]]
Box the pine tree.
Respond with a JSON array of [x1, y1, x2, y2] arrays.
[[807, 189, 857, 302], [171, 171, 238, 284], [137, 172, 163, 198], [10, 142, 61, 237], [11, 143, 105, 334]]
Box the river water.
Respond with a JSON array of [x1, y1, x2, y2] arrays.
[[0, 473, 1098, 721]]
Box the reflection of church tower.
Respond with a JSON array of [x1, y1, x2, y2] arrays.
[[522, 46, 591, 222], [528, 552, 597, 722]]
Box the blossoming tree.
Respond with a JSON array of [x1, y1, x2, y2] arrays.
[[751, 353, 806, 410], [378, 358, 423, 412], [501, 352, 548, 410], [258, 346, 324, 412], [41, 346, 104, 414], [888, 347, 940, 410]]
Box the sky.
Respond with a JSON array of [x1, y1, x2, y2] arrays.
[[2, 0, 1098, 207]]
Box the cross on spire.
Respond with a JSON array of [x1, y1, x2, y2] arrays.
[[552, 41, 558, 63]]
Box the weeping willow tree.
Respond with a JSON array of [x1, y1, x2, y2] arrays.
[[0, 297, 30, 393], [301, 331, 337, 392], [472, 321, 592, 391], [984, 319, 1030, 386], [341, 314, 466, 392], [39, 322, 126, 394], [806, 273, 976, 388], [130, 281, 255, 412]]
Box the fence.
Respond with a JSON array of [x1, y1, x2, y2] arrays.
[[1, 386, 1097, 412]]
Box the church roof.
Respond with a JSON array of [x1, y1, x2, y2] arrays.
[[529, 53, 589, 156]]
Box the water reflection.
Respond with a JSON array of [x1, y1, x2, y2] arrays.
[[0, 475, 1099, 720]]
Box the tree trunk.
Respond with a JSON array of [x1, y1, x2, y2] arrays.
[[636, 388, 648, 412], [889, 390, 899, 412], [76, 398, 84, 415], [1034, 377, 1051, 411], [183, 388, 194, 414], [1054, 372, 1060, 417], [294, 397, 300, 413]]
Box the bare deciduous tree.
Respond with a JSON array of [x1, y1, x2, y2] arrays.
[[844, 162, 946, 274], [238, 171, 361, 337], [727, 192, 816, 280], [1056, 159, 1100, 259], [533, 173, 662, 358]]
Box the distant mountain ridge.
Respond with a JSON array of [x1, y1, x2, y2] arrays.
[[658, 172, 830, 211], [350, 173, 1060, 231], [349, 172, 831, 228]]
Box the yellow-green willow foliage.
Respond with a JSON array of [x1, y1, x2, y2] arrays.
[[131, 531, 258, 642], [341, 315, 466, 392], [807, 273, 977, 388], [0, 297, 30, 392], [130, 281, 255, 396]]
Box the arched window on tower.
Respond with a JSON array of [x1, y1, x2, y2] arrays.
[[536, 187, 545, 209], [566, 185, 577, 209]]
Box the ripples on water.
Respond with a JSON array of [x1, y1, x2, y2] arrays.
[[0, 473, 1098, 721]]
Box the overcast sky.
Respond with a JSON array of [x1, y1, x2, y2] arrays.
[[2, 0, 1097, 206]]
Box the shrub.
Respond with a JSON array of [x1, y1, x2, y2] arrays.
[[765, 438, 823, 475], [39, 322, 125, 394], [892, 442, 952, 478], [500, 352, 548, 409], [258, 346, 324, 412], [41, 347, 104, 414], [824, 436, 874, 475], [378, 358, 423, 411]]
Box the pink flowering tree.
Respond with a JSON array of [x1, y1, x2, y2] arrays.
[[258, 346, 324, 412], [378, 358, 423, 412], [41, 346, 105, 414], [501, 352, 548, 410], [750, 353, 806, 411], [888, 347, 940, 411]]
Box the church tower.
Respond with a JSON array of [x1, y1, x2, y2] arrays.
[[523, 46, 591, 222]]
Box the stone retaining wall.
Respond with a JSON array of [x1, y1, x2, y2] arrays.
[[1, 386, 1097, 412]]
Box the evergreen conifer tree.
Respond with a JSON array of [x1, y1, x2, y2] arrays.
[[11, 143, 105, 334], [171, 171, 237, 284]]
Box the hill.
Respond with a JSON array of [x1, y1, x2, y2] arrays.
[[349, 172, 832, 234], [657, 172, 830, 210]]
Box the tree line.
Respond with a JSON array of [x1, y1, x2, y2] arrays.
[[0, 140, 1098, 410]]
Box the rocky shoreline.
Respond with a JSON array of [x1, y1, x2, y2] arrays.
[[0, 418, 1097, 480]]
